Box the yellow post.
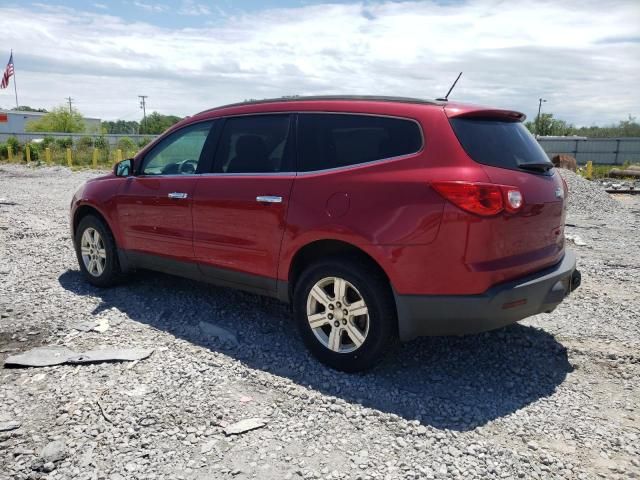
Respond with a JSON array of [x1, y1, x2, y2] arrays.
[[26, 145, 31, 164], [66, 148, 73, 167], [585, 161, 593, 180], [45, 148, 52, 165], [7, 145, 13, 162], [92, 148, 99, 169], [116, 149, 123, 163]]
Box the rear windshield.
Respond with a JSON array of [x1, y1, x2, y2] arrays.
[[450, 118, 551, 170]]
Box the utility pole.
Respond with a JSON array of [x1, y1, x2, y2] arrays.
[[66, 96, 74, 114], [536, 98, 547, 137], [138, 95, 148, 133]]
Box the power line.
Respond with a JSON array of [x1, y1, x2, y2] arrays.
[[138, 95, 148, 133]]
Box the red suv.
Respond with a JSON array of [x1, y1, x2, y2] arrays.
[[70, 96, 580, 371]]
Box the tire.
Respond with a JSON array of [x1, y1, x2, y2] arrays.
[[293, 257, 397, 372], [74, 214, 123, 287]]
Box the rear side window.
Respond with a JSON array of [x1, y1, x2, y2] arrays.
[[298, 114, 422, 172], [450, 118, 551, 170], [213, 114, 292, 173]]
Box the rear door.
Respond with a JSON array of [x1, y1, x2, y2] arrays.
[[115, 121, 214, 263], [448, 115, 566, 273], [191, 114, 295, 294]]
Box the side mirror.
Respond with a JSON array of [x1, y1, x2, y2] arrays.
[[114, 158, 133, 177]]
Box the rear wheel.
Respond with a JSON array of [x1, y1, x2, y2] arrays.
[[75, 215, 122, 287], [293, 258, 397, 372]]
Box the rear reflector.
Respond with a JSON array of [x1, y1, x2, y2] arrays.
[[505, 189, 523, 212], [431, 181, 524, 217]]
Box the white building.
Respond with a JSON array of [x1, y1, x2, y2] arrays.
[[0, 110, 101, 135]]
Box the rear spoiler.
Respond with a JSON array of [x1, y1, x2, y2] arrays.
[[444, 105, 526, 122]]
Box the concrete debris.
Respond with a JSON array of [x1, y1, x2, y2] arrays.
[[4, 346, 153, 367], [565, 234, 587, 246], [40, 440, 67, 463], [0, 420, 21, 432], [199, 321, 239, 346], [72, 318, 110, 333], [223, 418, 266, 436], [92, 318, 110, 333], [3, 346, 76, 367]]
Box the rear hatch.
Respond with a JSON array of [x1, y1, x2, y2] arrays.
[[446, 109, 566, 279]]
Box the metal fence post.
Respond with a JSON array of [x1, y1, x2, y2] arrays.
[[45, 148, 52, 165], [116, 149, 123, 163], [7, 145, 13, 162], [92, 148, 99, 169], [26, 145, 31, 164], [66, 148, 72, 167]]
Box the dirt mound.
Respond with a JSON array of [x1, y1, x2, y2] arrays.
[[558, 169, 625, 219]]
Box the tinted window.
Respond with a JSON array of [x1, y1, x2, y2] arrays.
[[298, 114, 422, 172], [213, 115, 292, 173], [141, 122, 212, 175], [450, 118, 552, 170]]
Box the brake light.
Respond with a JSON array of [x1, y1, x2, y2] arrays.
[[432, 181, 524, 216]]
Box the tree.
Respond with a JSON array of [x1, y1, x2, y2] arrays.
[[525, 113, 574, 136], [525, 113, 640, 138], [25, 106, 86, 133], [12, 106, 48, 113], [102, 120, 140, 135], [140, 112, 182, 135]]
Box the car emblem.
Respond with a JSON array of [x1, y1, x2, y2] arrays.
[[555, 188, 564, 199]]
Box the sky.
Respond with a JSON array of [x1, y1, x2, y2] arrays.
[[0, 0, 639, 125]]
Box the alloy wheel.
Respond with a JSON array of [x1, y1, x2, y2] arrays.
[[80, 227, 107, 277], [306, 276, 370, 353]]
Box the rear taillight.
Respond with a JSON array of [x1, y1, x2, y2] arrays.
[[432, 181, 524, 216]]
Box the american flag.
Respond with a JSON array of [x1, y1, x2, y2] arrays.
[[1, 53, 14, 89]]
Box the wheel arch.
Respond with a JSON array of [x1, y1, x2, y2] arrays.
[[286, 239, 395, 306], [73, 204, 117, 244]]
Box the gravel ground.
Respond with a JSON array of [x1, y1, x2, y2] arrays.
[[1, 164, 639, 480]]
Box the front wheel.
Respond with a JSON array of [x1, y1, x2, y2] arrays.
[[75, 215, 122, 287], [293, 258, 397, 372]]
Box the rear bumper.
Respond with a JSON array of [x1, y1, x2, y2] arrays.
[[394, 250, 579, 341]]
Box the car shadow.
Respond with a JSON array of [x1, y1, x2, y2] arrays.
[[58, 269, 572, 432]]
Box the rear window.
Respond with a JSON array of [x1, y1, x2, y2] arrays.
[[450, 118, 551, 170], [298, 114, 422, 172]]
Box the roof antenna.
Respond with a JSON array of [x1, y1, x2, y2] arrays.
[[437, 72, 463, 101]]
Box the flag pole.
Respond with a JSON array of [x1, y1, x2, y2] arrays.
[[11, 49, 19, 109]]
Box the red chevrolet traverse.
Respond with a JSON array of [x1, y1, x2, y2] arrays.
[[70, 96, 580, 371]]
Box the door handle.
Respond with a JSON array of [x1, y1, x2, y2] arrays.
[[256, 195, 283, 204], [168, 192, 188, 199]]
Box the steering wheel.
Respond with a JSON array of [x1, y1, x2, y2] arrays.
[[180, 159, 198, 174]]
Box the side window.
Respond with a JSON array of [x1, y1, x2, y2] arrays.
[[298, 114, 423, 172], [141, 122, 213, 175], [213, 115, 292, 174]]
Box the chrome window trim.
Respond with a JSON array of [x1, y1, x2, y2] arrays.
[[154, 111, 425, 177], [294, 111, 425, 175]]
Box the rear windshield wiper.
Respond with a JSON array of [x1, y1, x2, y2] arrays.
[[517, 162, 554, 173]]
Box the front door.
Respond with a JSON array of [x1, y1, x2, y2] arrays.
[[115, 121, 214, 263], [192, 114, 295, 294]]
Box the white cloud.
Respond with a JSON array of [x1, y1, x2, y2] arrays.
[[1, 0, 638, 124], [132, 1, 169, 13], [179, 0, 211, 16], [93, 3, 108, 9]]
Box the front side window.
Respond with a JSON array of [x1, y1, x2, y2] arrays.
[[141, 122, 213, 175], [298, 114, 423, 172], [213, 115, 292, 174]]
